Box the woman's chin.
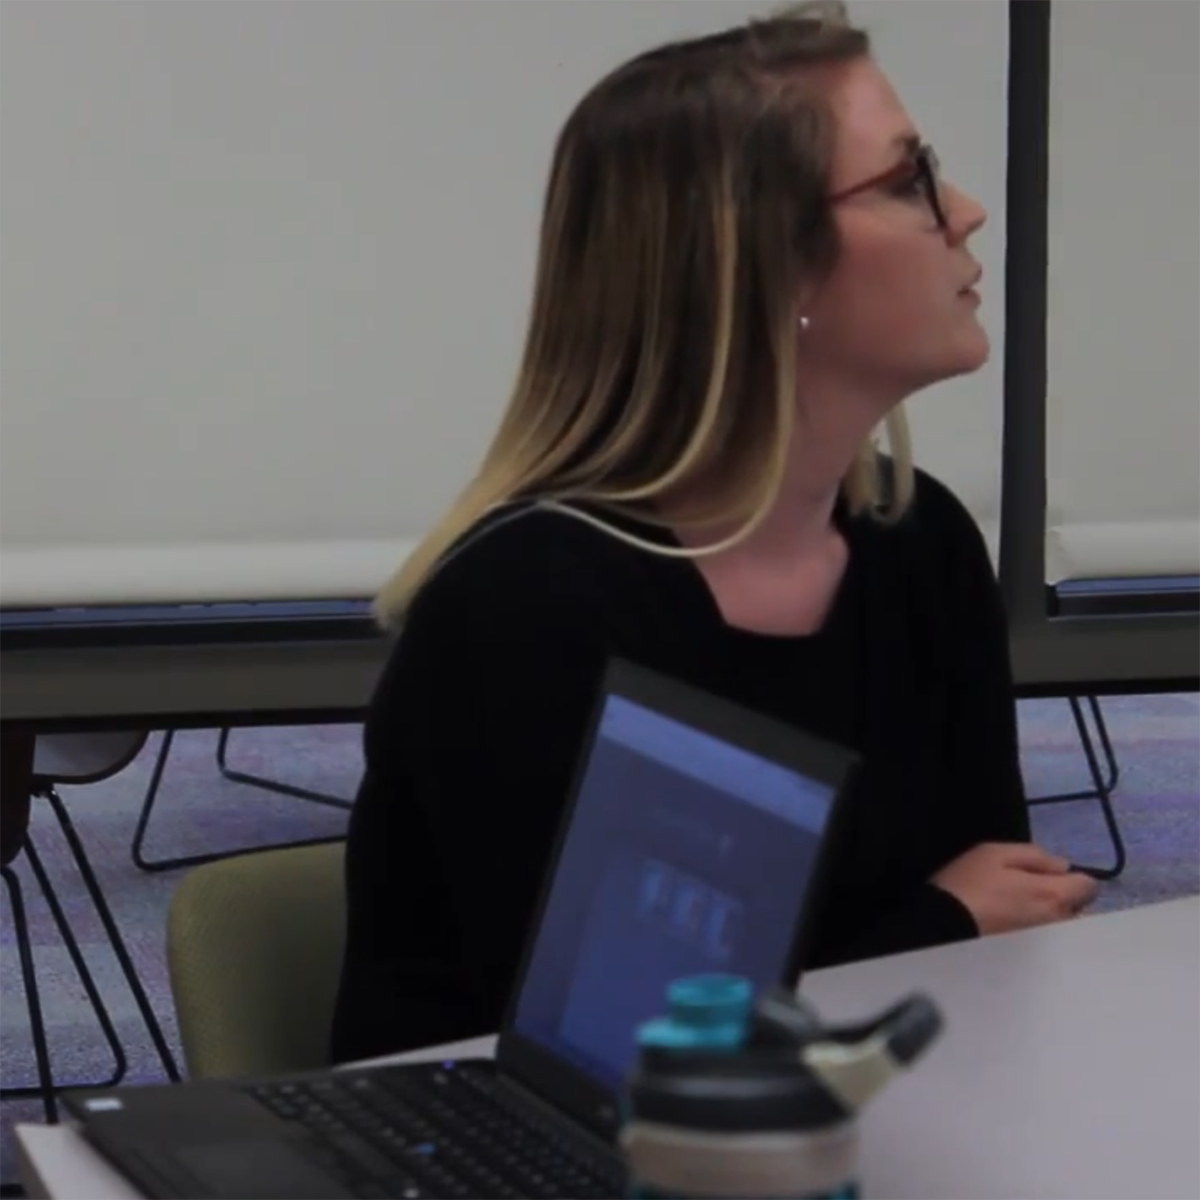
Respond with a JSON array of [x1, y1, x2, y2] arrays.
[[948, 322, 992, 377]]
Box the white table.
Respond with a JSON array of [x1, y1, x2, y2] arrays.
[[805, 897, 1200, 1200], [16, 897, 1200, 1200]]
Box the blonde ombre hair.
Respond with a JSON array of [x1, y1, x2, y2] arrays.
[[375, 0, 913, 627]]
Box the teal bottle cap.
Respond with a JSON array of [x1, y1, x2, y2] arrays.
[[635, 974, 754, 1051]]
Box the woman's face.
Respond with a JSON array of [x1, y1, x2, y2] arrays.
[[801, 57, 990, 405]]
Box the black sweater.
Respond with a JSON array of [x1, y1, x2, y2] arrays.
[[330, 468, 1030, 1063]]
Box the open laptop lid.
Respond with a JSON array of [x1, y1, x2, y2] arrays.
[[493, 658, 860, 1143]]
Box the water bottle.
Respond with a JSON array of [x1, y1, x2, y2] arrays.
[[621, 973, 942, 1199]]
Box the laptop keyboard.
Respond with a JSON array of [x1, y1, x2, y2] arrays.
[[244, 1063, 626, 1199]]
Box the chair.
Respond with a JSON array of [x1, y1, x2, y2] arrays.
[[166, 839, 347, 1079], [1027, 696, 1125, 880], [0, 732, 181, 1126], [131, 727, 352, 873]]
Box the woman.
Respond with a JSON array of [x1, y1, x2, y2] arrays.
[[330, 0, 1097, 1064]]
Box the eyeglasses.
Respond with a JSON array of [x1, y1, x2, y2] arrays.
[[828, 143, 947, 230]]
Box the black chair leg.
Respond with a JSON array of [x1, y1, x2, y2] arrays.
[[1028, 696, 1126, 881], [0, 864, 56, 1200], [130, 731, 207, 874], [1029, 695, 1120, 801], [42, 787, 181, 1083], [215, 727, 352, 811], [1, 866, 59, 1125], [132, 730, 351, 874], [1, 837, 128, 1106]]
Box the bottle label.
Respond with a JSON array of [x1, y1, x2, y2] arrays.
[[622, 1117, 860, 1199]]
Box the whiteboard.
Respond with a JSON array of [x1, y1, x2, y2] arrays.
[[1044, 0, 1200, 584], [0, 0, 1009, 607]]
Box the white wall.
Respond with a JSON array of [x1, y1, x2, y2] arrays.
[[1044, 0, 1200, 583], [0, 0, 1009, 607], [886, 0, 1010, 567]]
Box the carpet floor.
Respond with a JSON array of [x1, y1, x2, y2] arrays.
[[2, 695, 1198, 1185]]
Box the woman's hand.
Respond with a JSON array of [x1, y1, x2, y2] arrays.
[[931, 842, 1099, 936]]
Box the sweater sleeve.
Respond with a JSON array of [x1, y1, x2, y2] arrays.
[[935, 479, 1032, 847], [825, 882, 980, 963], [865, 487, 1032, 952], [334, 521, 615, 1059], [810, 475, 1028, 969]]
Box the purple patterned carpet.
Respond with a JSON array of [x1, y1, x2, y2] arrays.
[[2, 696, 1198, 1185]]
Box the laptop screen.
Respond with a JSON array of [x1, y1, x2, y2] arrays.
[[510, 686, 841, 1093]]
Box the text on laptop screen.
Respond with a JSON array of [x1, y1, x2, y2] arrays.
[[512, 691, 837, 1092]]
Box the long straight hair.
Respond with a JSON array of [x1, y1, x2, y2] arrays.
[[375, 1, 913, 626]]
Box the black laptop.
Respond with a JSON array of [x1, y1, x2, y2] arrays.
[[64, 659, 859, 1200]]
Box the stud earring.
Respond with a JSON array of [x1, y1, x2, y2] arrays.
[[799, 315, 811, 331]]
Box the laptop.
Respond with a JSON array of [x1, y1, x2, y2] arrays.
[[64, 658, 860, 1200]]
